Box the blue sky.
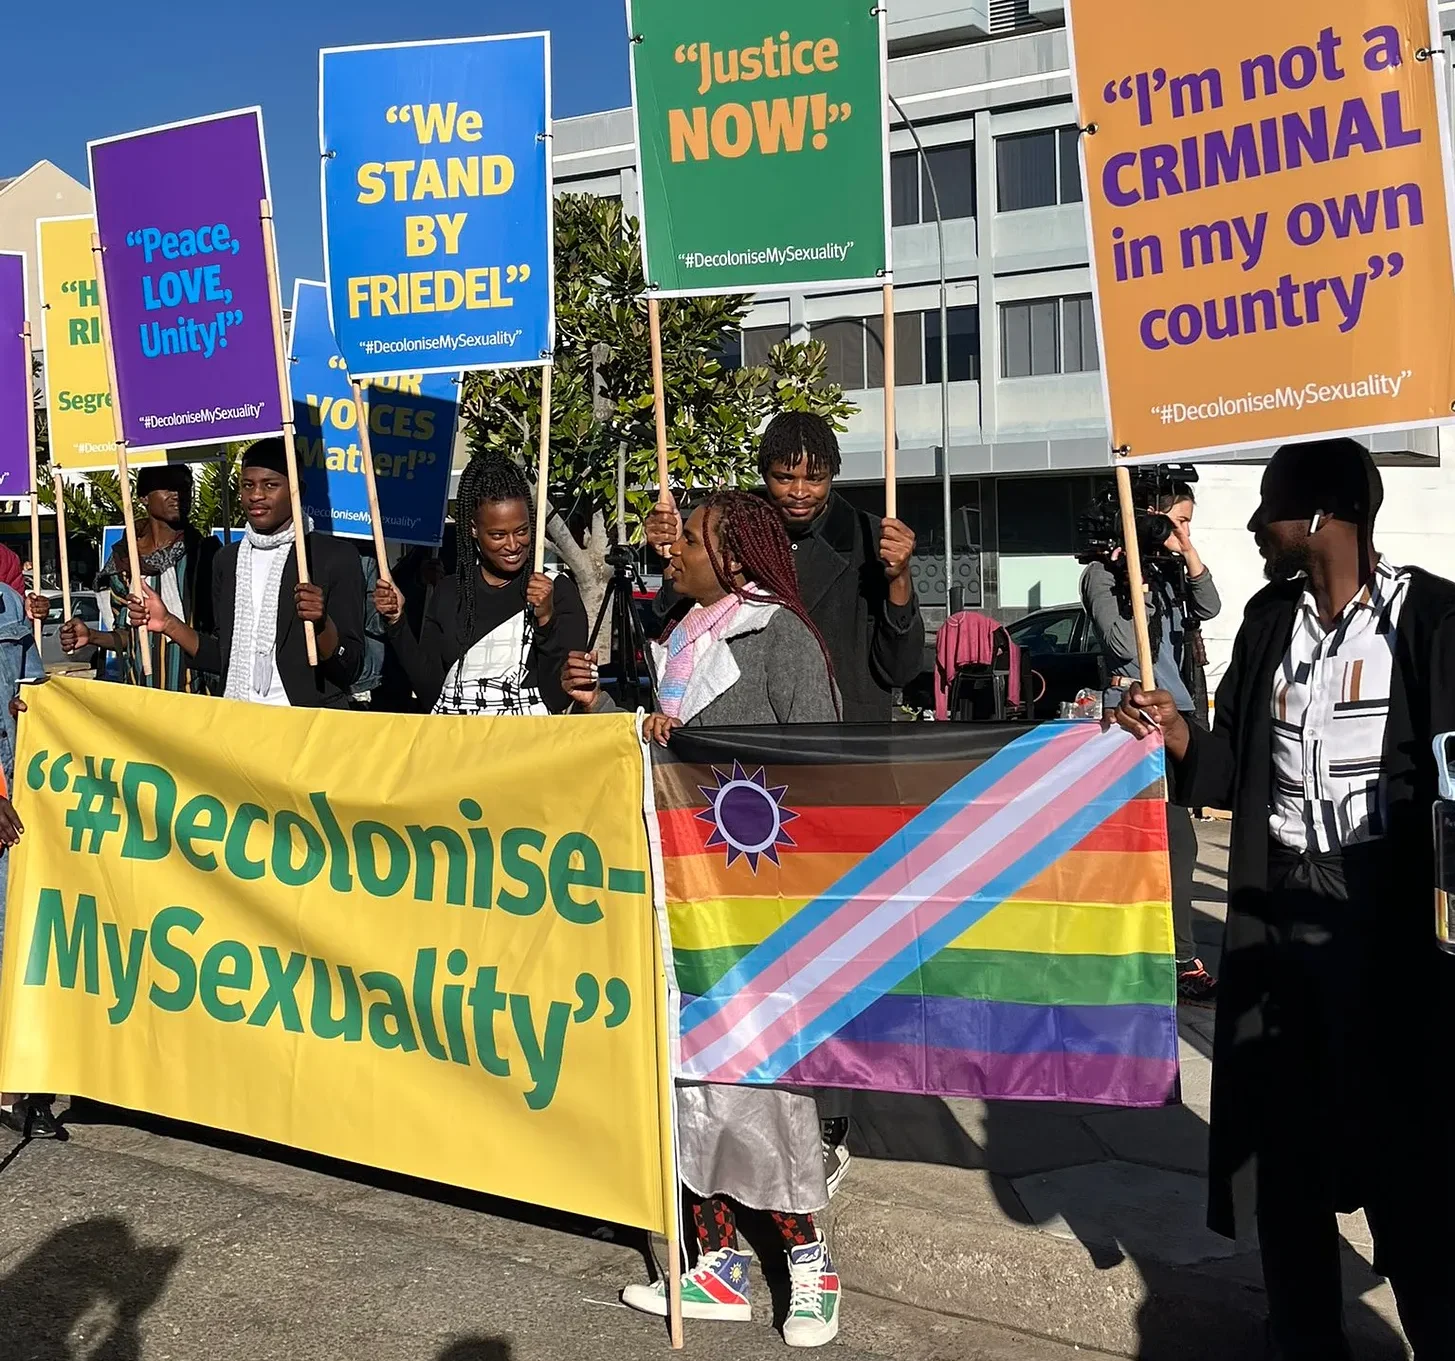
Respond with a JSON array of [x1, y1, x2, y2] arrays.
[[0, 1, 629, 289]]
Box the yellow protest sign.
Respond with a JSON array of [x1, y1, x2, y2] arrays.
[[37, 216, 192, 471], [0, 679, 672, 1235], [1067, 0, 1455, 460]]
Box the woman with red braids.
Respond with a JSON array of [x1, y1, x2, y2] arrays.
[[563, 490, 842, 1348]]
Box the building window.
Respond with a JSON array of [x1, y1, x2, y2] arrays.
[[997, 475, 1108, 555], [1000, 296, 1098, 377], [1060, 296, 1099, 374], [815, 309, 980, 389], [995, 127, 1083, 211], [925, 306, 980, 383], [717, 323, 792, 372], [811, 316, 884, 391], [890, 143, 975, 226]]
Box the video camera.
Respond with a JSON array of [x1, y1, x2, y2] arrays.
[[1075, 464, 1200, 569]]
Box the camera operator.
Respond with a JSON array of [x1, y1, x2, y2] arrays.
[[1080, 481, 1220, 1004]]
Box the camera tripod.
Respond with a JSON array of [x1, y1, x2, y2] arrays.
[[587, 543, 658, 711]]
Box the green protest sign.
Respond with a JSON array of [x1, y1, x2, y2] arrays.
[[627, 0, 890, 296]]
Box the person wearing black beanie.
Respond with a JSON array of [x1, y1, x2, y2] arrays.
[[60, 460, 221, 691], [1116, 437, 1455, 1358]]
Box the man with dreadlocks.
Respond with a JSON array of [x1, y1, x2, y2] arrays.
[[563, 491, 843, 1349], [649, 410, 924, 723], [376, 451, 587, 715]]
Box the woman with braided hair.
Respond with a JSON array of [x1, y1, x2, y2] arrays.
[[563, 490, 842, 1348], [376, 451, 586, 715], [564, 489, 839, 741]]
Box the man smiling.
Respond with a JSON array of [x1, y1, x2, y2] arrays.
[[129, 440, 364, 708]]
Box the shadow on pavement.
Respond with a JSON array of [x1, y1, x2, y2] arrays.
[[437, 1340, 513, 1360], [62, 1098, 653, 1280], [0, 1216, 180, 1361]]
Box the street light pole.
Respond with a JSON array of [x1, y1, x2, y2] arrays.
[[888, 92, 955, 614]]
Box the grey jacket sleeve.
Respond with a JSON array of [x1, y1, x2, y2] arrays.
[[1183, 566, 1221, 622], [1079, 561, 1139, 670], [766, 612, 841, 722]]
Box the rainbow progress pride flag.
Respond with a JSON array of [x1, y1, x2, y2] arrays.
[[651, 722, 1177, 1107]]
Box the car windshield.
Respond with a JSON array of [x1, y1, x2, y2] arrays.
[[1007, 610, 1079, 654]]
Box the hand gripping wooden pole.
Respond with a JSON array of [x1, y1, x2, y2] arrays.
[[90, 230, 152, 678], [260, 199, 318, 666], [532, 364, 554, 574], [351, 379, 394, 588], [1115, 463, 1156, 689]]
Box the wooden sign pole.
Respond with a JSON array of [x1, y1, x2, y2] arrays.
[[260, 199, 318, 667], [90, 230, 152, 679], [532, 364, 554, 574], [648, 297, 670, 512], [1114, 463, 1156, 689], [652, 928, 684, 1350], [350, 379, 394, 588], [20, 322, 41, 646], [52, 472, 72, 623], [883, 283, 897, 519]]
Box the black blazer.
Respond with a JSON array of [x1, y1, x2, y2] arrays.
[[1174, 568, 1455, 1240], [194, 533, 366, 709]]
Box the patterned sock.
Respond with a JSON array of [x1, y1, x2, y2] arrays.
[[771, 1211, 819, 1248], [691, 1196, 739, 1252]]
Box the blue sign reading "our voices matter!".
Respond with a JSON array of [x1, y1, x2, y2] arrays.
[[320, 33, 554, 380], [288, 280, 459, 547]]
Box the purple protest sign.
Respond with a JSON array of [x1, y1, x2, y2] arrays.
[[0, 252, 31, 497], [88, 109, 283, 451]]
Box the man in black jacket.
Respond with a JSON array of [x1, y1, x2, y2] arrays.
[[649, 412, 925, 722], [130, 440, 365, 708], [1116, 439, 1455, 1359]]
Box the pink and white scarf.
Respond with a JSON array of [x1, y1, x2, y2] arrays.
[[657, 591, 747, 719]]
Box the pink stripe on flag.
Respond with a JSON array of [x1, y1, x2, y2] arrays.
[[698, 732, 1153, 1083], [679, 723, 1100, 1066]]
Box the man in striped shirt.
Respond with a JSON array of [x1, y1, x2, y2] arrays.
[[1116, 439, 1455, 1360]]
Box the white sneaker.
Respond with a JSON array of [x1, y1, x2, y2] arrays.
[[783, 1239, 841, 1348], [621, 1247, 753, 1322]]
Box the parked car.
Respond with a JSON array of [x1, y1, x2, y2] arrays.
[[1004, 604, 1107, 720], [40, 591, 105, 672]]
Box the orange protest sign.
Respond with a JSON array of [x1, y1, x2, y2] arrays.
[[1067, 0, 1455, 461]]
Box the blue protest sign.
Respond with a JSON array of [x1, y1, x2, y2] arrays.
[[320, 33, 554, 379], [288, 279, 459, 547]]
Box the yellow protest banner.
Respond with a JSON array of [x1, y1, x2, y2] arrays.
[[0, 678, 672, 1235], [37, 216, 199, 472], [1067, 0, 1455, 460]]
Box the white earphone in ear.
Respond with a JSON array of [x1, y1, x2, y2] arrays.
[[1309, 513, 1323, 534]]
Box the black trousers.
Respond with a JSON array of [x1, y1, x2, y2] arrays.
[[1167, 802, 1199, 962], [1256, 848, 1455, 1359]]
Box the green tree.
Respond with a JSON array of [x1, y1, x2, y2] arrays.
[[459, 194, 856, 621]]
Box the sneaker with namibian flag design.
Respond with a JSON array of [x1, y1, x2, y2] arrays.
[[621, 1247, 752, 1321], [782, 1240, 840, 1348]]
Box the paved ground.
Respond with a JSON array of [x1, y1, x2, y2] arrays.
[[0, 823, 1412, 1360], [0, 1113, 1106, 1361]]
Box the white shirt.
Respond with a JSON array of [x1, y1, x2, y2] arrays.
[[1268, 559, 1409, 853], [433, 610, 547, 716], [248, 548, 291, 707]]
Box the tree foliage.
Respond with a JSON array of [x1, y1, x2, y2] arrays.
[[459, 194, 856, 592]]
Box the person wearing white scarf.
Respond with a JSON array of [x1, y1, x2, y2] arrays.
[[125, 440, 362, 707]]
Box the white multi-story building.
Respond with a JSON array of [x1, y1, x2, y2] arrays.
[[549, 0, 1455, 689]]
